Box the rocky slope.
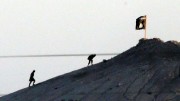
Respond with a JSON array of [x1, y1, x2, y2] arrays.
[[1, 38, 180, 101]]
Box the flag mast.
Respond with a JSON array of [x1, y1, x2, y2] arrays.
[[144, 15, 147, 39], [136, 15, 147, 39]]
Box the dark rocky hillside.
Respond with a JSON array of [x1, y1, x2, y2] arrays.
[[1, 38, 180, 101]]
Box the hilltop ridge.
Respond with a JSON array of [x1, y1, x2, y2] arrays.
[[1, 38, 180, 101]]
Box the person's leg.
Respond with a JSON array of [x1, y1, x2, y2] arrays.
[[91, 60, 93, 65], [33, 80, 36, 86], [88, 60, 91, 66], [29, 81, 32, 87]]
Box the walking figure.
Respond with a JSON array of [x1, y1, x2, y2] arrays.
[[29, 70, 36, 87], [87, 54, 96, 66]]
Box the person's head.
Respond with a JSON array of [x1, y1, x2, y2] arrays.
[[92, 54, 96, 57], [33, 70, 35, 72]]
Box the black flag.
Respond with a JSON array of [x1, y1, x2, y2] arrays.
[[136, 16, 146, 30]]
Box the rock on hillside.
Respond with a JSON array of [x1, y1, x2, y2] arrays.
[[1, 38, 180, 101]]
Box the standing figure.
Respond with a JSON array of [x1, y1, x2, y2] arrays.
[[29, 70, 36, 87], [87, 54, 96, 66]]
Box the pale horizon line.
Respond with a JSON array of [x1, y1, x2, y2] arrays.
[[0, 53, 119, 58]]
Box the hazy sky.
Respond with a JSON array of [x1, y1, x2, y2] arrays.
[[0, 0, 180, 94]]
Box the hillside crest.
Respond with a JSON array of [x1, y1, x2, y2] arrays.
[[1, 38, 180, 101]]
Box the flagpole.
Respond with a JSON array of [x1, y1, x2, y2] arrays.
[[144, 15, 147, 39]]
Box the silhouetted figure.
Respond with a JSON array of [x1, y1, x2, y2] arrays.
[[87, 54, 96, 66], [29, 70, 35, 87]]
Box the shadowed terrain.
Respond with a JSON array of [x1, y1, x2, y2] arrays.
[[1, 38, 180, 101]]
